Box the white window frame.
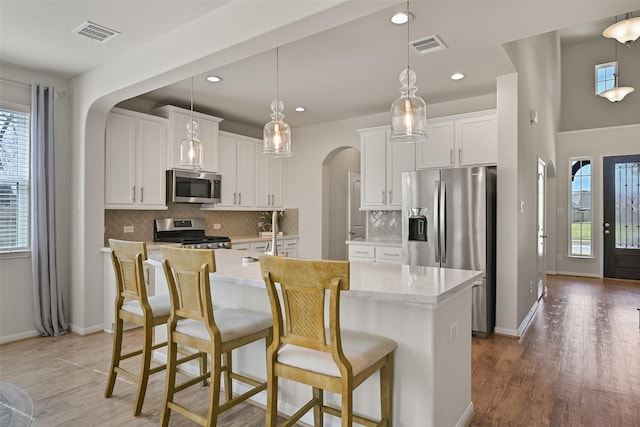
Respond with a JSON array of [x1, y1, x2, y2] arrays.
[[594, 61, 617, 95], [568, 157, 593, 258], [0, 100, 30, 253]]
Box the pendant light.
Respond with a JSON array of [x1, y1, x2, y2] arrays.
[[263, 47, 292, 157], [390, 0, 427, 143], [603, 12, 640, 46], [179, 77, 203, 169], [599, 24, 635, 103]]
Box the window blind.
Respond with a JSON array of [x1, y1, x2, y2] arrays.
[[0, 107, 30, 250]]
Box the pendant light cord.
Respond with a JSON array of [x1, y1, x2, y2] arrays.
[[190, 76, 194, 123], [406, 0, 410, 74], [276, 47, 279, 103]]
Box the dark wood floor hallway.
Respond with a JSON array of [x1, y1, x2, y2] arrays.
[[470, 275, 640, 426], [1, 275, 638, 426]]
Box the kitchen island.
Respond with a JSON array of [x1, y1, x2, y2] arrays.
[[148, 249, 482, 427]]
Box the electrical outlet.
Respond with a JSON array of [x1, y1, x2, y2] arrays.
[[213, 223, 221, 230], [450, 323, 459, 342], [124, 225, 134, 233], [529, 280, 533, 293]]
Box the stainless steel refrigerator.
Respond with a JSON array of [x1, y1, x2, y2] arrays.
[[402, 166, 496, 337]]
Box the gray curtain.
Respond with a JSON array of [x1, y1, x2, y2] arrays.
[[31, 84, 67, 336]]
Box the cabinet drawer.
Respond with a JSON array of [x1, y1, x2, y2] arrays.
[[376, 246, 402, 261], [348, 245, 375, 259], [250, 241, 270, 252], [232, 242, 251, 251]]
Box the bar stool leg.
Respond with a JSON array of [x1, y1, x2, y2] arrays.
[[104, 317, 123, 398]]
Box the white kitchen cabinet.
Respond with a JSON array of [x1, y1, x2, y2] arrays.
[[105, 109, 167, 209], [217, 132, 257, 208], [348, 243, 401, 264], [359, 126, 415, 209], [348, 244, 375, 263], [231, 242, 251, 251], [255, 147, 283, 209], [153, 105, 223, 173], [416, 110, 497, 169]]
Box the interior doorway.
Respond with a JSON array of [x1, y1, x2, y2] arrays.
[[603, 154, 640, 280], [347, 171, 365, 241], [536, 158, 547, 299], [322, 147, 360, 260]]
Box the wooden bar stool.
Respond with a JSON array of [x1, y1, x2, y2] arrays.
[[260, 256, 396, 427], [104, 239, 172, 416], [160, 247, 273, 427]]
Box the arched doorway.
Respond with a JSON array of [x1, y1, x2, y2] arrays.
[[322, 147, 360, 260]]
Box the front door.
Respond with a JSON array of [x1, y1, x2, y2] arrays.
[[603, 154, 640, 280]]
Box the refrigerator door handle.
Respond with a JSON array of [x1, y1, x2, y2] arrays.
[[440, 180, 447, 263], [434, 180, 440, 263]]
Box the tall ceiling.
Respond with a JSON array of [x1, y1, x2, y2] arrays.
[[2, 1, 639, 128]]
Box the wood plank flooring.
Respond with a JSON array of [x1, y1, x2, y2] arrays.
[[1, 275, 638, 426]]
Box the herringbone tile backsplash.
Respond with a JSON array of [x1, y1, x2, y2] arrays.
[[104, 205, 298, 244], [367, 210, 401, 241]]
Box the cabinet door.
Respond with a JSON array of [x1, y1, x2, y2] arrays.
[[387, 140, 415, 207], [199, 116, 220, 172], [360, 130, 387, 208], [270, 157, 283, 208], [167, 111, 191, 169], [235, 138, 256, 207], [137, 118, 167, 207], [105, 113, 137, 206], [255, 147, 270, 208], [456, 113, 497, 166], [217, 135, 238, 207], [416, 120, 454, 169]]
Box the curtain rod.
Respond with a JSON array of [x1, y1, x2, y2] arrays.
[[0, 77, 69, 96]]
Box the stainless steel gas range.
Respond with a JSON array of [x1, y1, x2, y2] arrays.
[[153, 218, 232, 249]]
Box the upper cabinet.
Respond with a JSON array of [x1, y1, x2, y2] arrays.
[[416, 110, 497, 169], [359, 126, 415, 210], [153, 105, 223, 173], [215, 131, 257, 209], [255, 149, 283, 209], [105, 108, 168, 210]]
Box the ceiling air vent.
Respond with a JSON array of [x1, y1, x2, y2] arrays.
[[72, 21, 120, 43], [411, 34, 447, 55]]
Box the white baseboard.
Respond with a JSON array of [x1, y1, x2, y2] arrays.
[[456, 402, 474, 427], [495, 299, 540, 338], [555, 271, 601, 278], [0, 329, 40, 344], [69, 323, 104, 336]]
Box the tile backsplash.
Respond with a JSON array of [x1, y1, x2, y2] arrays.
[[104, 205, 298, 244], [367, 210, 401, 241]]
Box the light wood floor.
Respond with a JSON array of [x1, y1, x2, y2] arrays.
[[1, 275, 639, 426]]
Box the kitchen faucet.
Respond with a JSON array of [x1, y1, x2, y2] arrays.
[[265, 210, 282, 256]]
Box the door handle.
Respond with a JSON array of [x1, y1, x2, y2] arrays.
[[131, 186, 136, 202], [434, 180, 440, 263], [140, 187, 143, 203], [604, 230, 611, 234]]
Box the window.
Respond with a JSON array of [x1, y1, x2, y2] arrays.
[[595, 62, 617, 95], [570, 158, 592, 257], [0, 105, 30, 251]]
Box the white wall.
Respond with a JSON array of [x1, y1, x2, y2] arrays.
[[0, 64, 72, 342], [561, 37, 640, 131], [555, 124, 640, 277], [496, 31, 561, 336]]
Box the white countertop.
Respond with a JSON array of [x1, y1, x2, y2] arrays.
[[148, 249, 481, 309]]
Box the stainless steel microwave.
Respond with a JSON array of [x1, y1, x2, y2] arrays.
[[167, 170, 221, 204]]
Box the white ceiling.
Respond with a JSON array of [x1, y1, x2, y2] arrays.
[[2, 1, 639, 129]]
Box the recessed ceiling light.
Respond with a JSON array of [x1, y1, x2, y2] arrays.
[[390, 12, 413, 25], [450, 73, 465, 81], [294, 107, 306, 112], [206, 75, 223, 83]]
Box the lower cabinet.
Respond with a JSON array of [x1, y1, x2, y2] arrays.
[[348, 244, 401, 264], [232, 237, 298, 257]]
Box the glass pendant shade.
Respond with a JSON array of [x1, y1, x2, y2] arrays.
[[263, 99, 292, 157], [391, 68, 427, 143], [603, 15, 640, 45], [599, 85, 635, 102], [179, 119, 203, 168]]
